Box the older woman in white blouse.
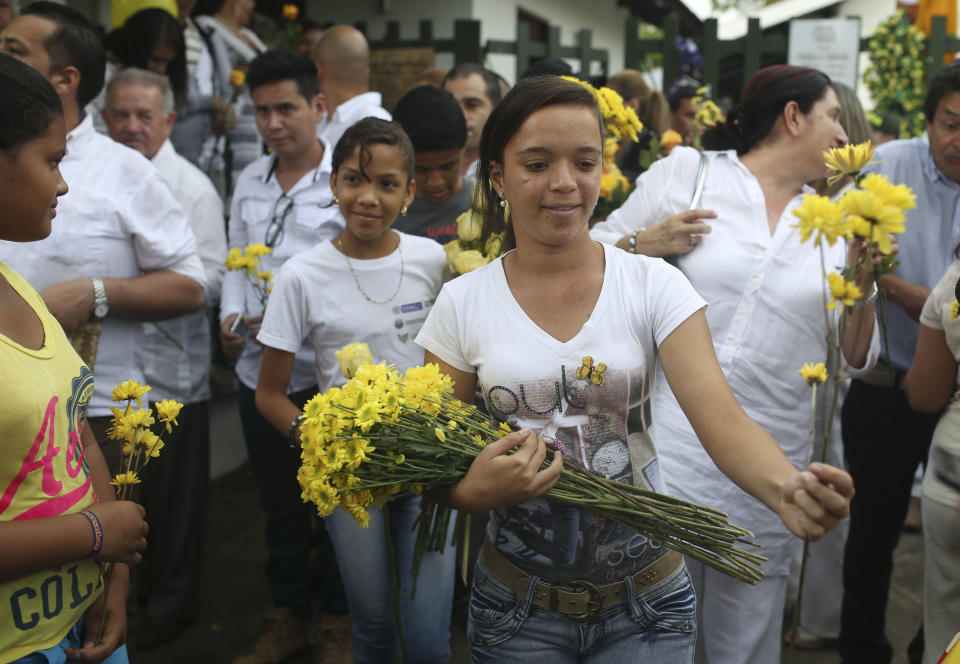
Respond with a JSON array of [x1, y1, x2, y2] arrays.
[[591, 65, 882, 664]]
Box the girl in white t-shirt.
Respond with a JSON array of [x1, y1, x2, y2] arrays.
[[415, 75, 855, 663], [255, 117, 454, 663], [904, 260, 960, 663]]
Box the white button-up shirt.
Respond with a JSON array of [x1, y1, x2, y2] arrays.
[[142, 140, 227, 404], [316, 91, 391, 149], [591, 146, 879, 574], [220, 140, 345, 392], [0, 114, 206, 416]]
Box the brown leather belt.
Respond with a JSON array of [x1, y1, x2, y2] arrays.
[[481, 538, 684, 621]]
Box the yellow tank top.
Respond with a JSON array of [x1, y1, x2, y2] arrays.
[[0, 261, 101, 662]]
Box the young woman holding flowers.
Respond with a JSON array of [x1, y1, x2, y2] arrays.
[[255, 117, 454, 663], [904, 261, 960, 664], [0, 53, 148, 664], [590, 65, 885, 663], [416, 74, 855, 663]]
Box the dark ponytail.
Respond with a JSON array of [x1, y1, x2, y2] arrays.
[[702, 65, 831, 155]]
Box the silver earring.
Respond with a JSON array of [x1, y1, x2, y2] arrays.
[[497, 191, 505, 208]]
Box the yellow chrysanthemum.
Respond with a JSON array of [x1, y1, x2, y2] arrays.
[[839, 189, 904, 254], [111, 379, 151, 407], [281, 3, 298, 20], [230, 69, 245, 88], [798, 362, 829, 385], [792, 194, 849, 247], [154, 399, 183, 433], [694, 100, 724, 128], [353, 401, 382, 433], [826, 272, 863, 310], [224, 247, 249, 271], [110, 471, 141, 487], [245, 243, 271, 257], [859, 173, 917, 213], [823, 141, 875, 185], [121, 409, 156, 430], [434, 427, 446, 443]]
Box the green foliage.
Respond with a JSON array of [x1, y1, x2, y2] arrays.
[[864, 10, 928, 138]]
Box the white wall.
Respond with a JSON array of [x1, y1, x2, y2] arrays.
[[307, 0, 471, 70], [473, 0, 630, 83]]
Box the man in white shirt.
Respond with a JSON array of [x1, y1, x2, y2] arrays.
[[310, 25, 390, 149], [442, 63, 502, 178], [102, 66, 226, 648], [0, 2, 205, 470], [218, 49, 349, 664]]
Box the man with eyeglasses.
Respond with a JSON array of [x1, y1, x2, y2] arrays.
[[218, 49, 347, 664]]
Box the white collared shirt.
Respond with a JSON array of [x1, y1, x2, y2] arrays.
[[0, 114, 206, 416], [142, 140, 227, 404], [220, 138, 345, 391], [591, 146, 880, 574], [316, 92, 392, 149]]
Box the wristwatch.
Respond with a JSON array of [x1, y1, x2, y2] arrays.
[[90, 278, 109, 320]]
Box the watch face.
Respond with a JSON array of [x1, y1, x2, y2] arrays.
[[94, 303, 109, 319]]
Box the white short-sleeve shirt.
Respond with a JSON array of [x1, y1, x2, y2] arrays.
[[919, 260, 960, 507], [257, 233, 447, 389], [0, 114, 206, 416], [416, 243, 705, 585]]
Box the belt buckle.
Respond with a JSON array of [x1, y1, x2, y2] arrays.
[[567, 579, 603, 620]]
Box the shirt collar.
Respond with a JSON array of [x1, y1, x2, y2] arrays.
[[152, 139, 177, 168], [330, 92, 382, 123], [256, 135, 334, 191], [920, 142, 960, 187], [67, 112, 95, 146]]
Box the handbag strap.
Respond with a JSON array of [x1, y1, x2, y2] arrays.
[[688, 151, 709, 210]]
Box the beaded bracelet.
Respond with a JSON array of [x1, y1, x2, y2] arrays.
[[627, 228, 644, 254], [287, 414, 305, 449], [79, 509, 103, 557]]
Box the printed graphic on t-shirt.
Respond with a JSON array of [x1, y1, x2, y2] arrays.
[[390, 299, 434, 345], [485, 360, 667, 585], [0, 365, 94, 521]]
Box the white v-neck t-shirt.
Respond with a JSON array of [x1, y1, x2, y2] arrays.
[[416, 243, 705, 585]]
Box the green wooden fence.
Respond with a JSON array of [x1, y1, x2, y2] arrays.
[[626, 14, 960, 95], [358, 14, 960, 92], [357, 19, 609, 81]]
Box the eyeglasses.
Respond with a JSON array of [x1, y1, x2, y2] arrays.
[[264, 194, 294, 248]]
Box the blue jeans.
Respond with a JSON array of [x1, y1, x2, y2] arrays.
[[325, 493, 456, 664], [467, 555, 696, 663], [237, 382, 347, 616], [10, 615, 128, 663]]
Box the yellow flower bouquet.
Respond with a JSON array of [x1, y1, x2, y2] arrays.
[[298, 362, 767, 585], [93, 380, 183, 643], [561, 76, 644, 221], [788, 142, 914, 652]]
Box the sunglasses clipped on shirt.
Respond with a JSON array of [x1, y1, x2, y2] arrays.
[[264, 194, 295, 248]]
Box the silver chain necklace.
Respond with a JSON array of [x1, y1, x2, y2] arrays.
[[337, 236, 404, 305]]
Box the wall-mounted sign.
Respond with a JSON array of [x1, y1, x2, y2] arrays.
[[788, 18, 862, 89]]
